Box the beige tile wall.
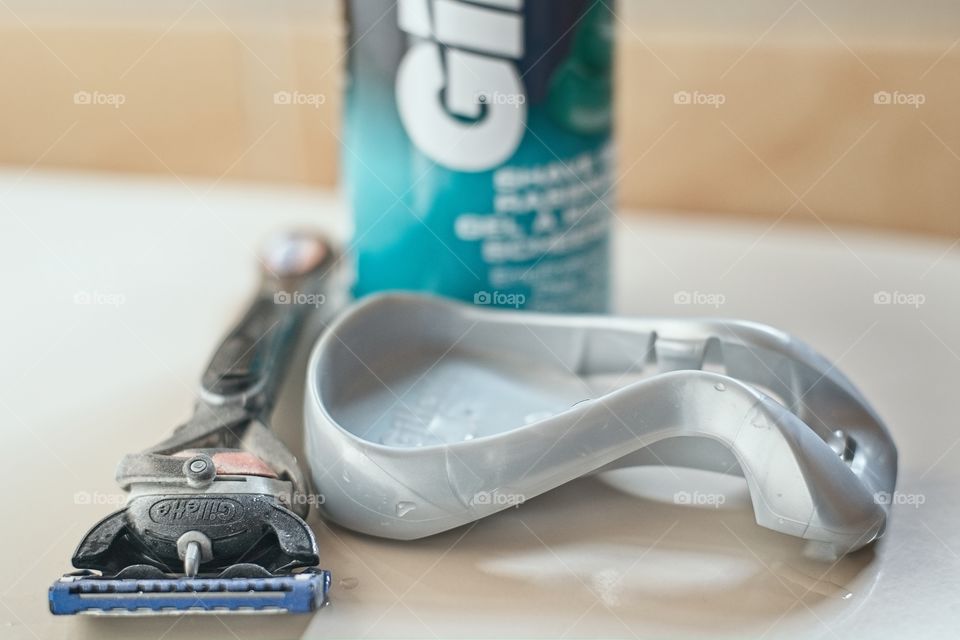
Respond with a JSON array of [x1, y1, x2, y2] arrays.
[[1, 1, 958, 236]]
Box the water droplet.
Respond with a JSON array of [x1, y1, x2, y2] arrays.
[[338, 577, 359, 590], [714, 382, 726, 392], [341, 470, 351, 484], [396, 501, 417, 517]]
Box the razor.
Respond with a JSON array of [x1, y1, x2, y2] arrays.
[[50, 231, 339, 616]]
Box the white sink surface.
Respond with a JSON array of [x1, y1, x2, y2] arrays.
[[1, 170, 957, 639]]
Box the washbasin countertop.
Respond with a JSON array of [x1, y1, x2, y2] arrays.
[[0, 170, 958, 639]]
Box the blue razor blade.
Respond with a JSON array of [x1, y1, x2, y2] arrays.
[[49, 571, 331, 616]]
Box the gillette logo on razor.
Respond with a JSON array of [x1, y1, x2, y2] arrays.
[[149, 497, 242, 524], [396, 0, 526, 171]]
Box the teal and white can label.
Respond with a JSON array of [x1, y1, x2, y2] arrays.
[[344, 0, 615, 312]]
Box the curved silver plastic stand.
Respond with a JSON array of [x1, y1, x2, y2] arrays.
[[305, 294, 897, 557]]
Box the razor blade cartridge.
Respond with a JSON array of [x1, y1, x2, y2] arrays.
[[49, 571, 330, 616]]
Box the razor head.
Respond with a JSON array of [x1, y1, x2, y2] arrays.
[[53, 450, 332, 616], [73, 450, 321, 577], [49, 570, 331, 616], [68, 493, 320, 577]]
